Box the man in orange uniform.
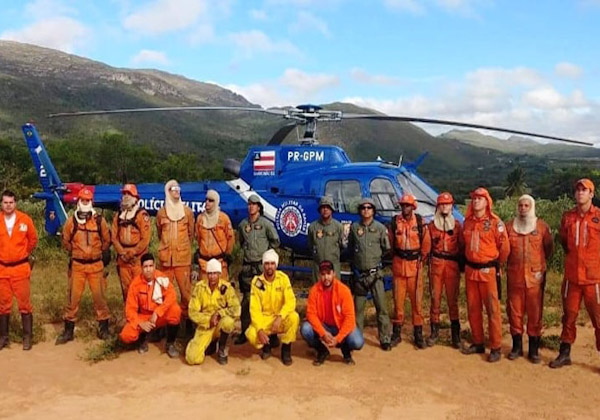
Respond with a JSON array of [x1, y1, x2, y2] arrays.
[[426, 192, 462, 349], [195, 189, 234, 280], [112, 184, 151, 301], [550, 178, 600, 368], [56, 188, 111, 344], [506, 195, 553, 363], [120, 253, 181, 358], [0, 190, 38, 351], [461, 187, 510, 362], [389, 194, 431, 349], [156, 179, 195, 335]]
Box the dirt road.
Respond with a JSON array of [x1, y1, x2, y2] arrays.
[[1, 326, 599, 420]]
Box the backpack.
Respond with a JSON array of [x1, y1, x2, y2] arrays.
[[390, 213, 424, 249]]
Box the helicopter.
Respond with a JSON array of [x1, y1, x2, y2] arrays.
[[23, 104, 592, 264]]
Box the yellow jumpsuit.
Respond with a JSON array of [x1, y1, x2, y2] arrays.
[[185, 278, 241, 365], [245, 271, 299, 348]]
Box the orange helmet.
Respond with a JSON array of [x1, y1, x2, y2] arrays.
[[470, 187, 489, 199], [121, 183, 140, 198], [78, 188, 93, 201], [398, 193, 417, 209], [575, 178, 595, 193], [437, 192, 454, 206]]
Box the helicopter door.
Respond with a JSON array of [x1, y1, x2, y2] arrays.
[[369, 178, 399, 218], [324, 180, 362, 215]]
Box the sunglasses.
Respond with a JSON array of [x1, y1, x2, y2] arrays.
[[169, 186, 181, 192], [360, 206, 374, 210], [206, 198, 215, 202]]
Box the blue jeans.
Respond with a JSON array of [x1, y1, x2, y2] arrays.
[[301, 321, 364, 351]]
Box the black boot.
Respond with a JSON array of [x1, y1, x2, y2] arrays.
[[165, 324, 180, 358], [488, 348, 501, 363], [234, 333, 248, 345], [528, 336, 541, 364], [55, 320, 75, 345], [312, 341, 330, 366], [507, 334, 523, 360], [549, 342, 571, 368], [414, 326, 426, 349], [390, 324, 402, 347], [205, 340, 217, 356], [137, 332, 149, 354], [461, 343, 485, 355], [261, 343, 272, 360], [185, 319, 195, 340], [97, 319, 110, 340], [22, 313, 33, 351], [269, 333, 281, 348], [217, 332, 230, 365], [341, 342, 355, 365], [0, 314, 9, 350], [426, 323, 440, 347], [450, 320, 461, 349], [281, 343, 293, 366]]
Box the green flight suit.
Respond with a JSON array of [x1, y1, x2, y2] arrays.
[[307, 217, 344, 282]]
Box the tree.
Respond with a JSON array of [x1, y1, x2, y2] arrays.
[[504, 166, 529, 197]]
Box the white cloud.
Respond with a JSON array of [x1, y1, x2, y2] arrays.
[[289, 11, 331, 37], [123, 0, 208, 35], [249, 9, 268, 20], [280, 68, 340, 95], [187, 24, 215, 46], [24, 0, 77, 19], [350, 68, 401, 86], [1, 16, 89, 53], [555, 62, 583, 79], [383, 0, 425, 14], [229, 30, 301, 59], [131, 49, 170, 66], [385, 0, 488, 16]]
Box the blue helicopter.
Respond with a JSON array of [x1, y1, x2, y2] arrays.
[[23, 104, 591, 261]]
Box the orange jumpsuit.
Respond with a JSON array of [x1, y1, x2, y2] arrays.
[[428, 220, 462, 323], [195, 211, 234, 280], [389, 214, 431, 326], [156, 206, 195, 317], [559, 205, 600, 350], [0, 210, 38, 315], [62, 214, 111, 322], [119, 270, 182, 343], [506, 219, 553, 337], [463, 205, 510, 350], [112, 208, 151, 301]]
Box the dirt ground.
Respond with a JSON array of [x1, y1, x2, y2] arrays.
[[2, 324, 600, 420]]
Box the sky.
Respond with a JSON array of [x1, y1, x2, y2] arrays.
[[1, 0, 599, 144]]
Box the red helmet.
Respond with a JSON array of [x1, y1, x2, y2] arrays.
[[436, 192, 454, 206], [78, 188, 93, 201], [121, 183, 140, 199], [398, 194, 417, 209]]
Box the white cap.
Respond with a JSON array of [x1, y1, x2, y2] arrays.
[[262, 249, 279, 267], [206, 258, 222, 274]]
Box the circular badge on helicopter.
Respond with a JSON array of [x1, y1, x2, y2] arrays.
[[276, 200, 307, 237]]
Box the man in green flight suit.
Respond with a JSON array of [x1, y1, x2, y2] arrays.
[[349, 197, 393, 351], [307, 196, 345, 282], [234, 194, 280, 345]]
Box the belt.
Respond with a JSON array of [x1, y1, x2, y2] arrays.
[[394, 249, 420, 261], [465, 259, 498, 270], [359, 266, 381, 277], [0, 257, 29, 267], [72, 257, 102, 264], [432, 252, 459, 262], [121, 243, 139, 248], [200, 254, 226, 261]]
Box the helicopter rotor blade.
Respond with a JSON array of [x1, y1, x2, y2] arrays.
[[48, 106, 288, 119], [341, 113, 592, 146], [267, 123, 297, 145]]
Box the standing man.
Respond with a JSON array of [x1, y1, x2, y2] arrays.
[[506, 195, 553, 363], [0, 190, 38, 351], [186, 258, 240, 365], [112, 184, 151, 302], [550, 179, 600, 368], [301, 260, 364, 366], [119, 253, 181, 358], [427, 192, 462, 349], [56, 188, 111, 344], [245, 249, 299, 366], [307, 196, 345, 282], [349, 198, 393, 351], [235, 194, 280, 345], [389, 194, 431, 349], [156, 179, 195, 335], [195, 189, 235, 280], [461, 187, 510, 362]]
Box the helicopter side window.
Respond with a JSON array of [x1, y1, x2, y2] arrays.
[[325, 180, 361, 214], [396, 172, 437, 217], [370, 178, 399, 217]]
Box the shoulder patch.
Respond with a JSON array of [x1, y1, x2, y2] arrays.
[[220, 284, 228, 295], [255, 279, 265, 291], [497, 222, 505, 233], [593, 217, 599, 224]]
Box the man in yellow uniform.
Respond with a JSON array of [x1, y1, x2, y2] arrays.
[[186, 258, 241, 365], [245, 249, 299, 366]]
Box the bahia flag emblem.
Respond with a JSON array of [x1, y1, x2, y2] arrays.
[[253, 150, 276, 175]]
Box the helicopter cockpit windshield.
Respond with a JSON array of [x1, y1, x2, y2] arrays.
[[396, 171, 438, 217], [370, 178, 400, 217], [325, 180, 362, 214]]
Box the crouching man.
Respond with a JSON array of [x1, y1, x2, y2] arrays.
[[186, 258, 240, 365], [119, 253, 181, 358], [245, 249, 299, 366], [301, 260, 364, 366]]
